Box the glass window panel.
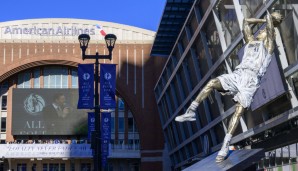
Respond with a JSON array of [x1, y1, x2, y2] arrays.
[[178, 42, 185, 56], [189, 12, 198, 36], [61, 67, 68, 88], [128, 117, 134, 132], [32, 164, 37, 171], [216, 0, 241, 47], [181, 147, 187, 161], [49, 163, 59, 171], [70, 162, 75, 171], [214, 123, 225, 146], [178, 68, 190, 97], [43, 164, 48, 171], [174, 122, 184, 144], [174, 78, 183, 105], [71, 69, 78, 88], [167, 88, 178, 111], [161, 97, 170, 121], [1, 96, 7, 110], [182, 122, 190, 139], [17, 73, 24, 88], [186, 52, 199, 88], [170, 123, 179, 147], [118, 117, 124, 132], [17, 163, 27, 171], [81, 163, 91, 171], [165, 66, 172, 81], [1, 81, 8, 90], [23, 71, 31, 88], [55, 68, 62, 88], [168, 58, 175, 74], [50, 75, 56, 88], [174, 47, 182, 61], [1, 118, 6, 132], [203, 14, 223, 64], [44, 68, 50, 88], [195, 37, 209, 77], [165, 128, 174, 150], [158, 104, 166, 125], [187, 143, 194, 158], [111, 117, 115, 133], [33, 69, 40, 88], [118, 98, 125, 111], [239, 0, 264, 18], [167, 59, 174, 74], [181, 31, 189, 49], [60, 163, 65, 171], [43, 66, 70, 88], [197, 99, 208, 128], [198, 0, 210, 17], [279, 10, 298, 65], [161, 74, 167, 88], [172, 55, 178, 67], [62, 75, 68, 88], [17, 71, 31, 88]]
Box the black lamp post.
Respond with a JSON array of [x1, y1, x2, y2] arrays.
[[78, 33, 117, 171]]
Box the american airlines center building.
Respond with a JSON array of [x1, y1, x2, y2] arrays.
[[0, 19, 166, 171]]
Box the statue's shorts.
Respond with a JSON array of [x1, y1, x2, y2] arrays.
[[217, 68, 259, 108]]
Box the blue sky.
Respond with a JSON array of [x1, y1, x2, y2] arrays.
[[0, 0, 166, 31]]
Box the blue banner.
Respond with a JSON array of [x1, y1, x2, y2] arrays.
[[88, 112, 95, 141], [78, 64, 94, 109], [101, 112, 111, 167], [100, 64, 116, 109]]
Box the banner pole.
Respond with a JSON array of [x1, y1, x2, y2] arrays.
[[94, 57, 101, 171]]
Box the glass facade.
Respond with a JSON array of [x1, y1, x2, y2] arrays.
[[44, 66, 68, 88], [16, 66, 76, 89], [154, 0, 298, 169]]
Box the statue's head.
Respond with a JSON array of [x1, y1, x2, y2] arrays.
[[271, 12, 283, 26]]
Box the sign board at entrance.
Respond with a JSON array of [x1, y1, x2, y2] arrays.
[[0, 144, 93, 158]]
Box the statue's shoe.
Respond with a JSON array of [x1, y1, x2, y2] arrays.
[[215, 154, 226, 163], [175, 110, 196, 122]]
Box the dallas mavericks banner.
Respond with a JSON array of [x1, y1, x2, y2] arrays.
[[88, 112, 95, 141], [100, 64, 116, 109], [78, 64, 94, 109], [101, 112, 111, 166]]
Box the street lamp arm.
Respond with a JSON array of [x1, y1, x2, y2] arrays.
[[82, 53, 112, 60]]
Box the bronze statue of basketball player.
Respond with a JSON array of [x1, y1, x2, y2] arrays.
[[175, 11, 282, 162]]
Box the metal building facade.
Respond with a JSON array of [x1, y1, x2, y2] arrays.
[[152, 0, 298, 170]]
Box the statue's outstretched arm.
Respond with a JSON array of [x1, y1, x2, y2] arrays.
[[265, 12, 275, 54], [242, 18, 266, 43]]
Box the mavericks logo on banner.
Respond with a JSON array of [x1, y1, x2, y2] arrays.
[[100, 64, 116, 109], [78, 64, 94, 109], [101, 112, 111, 166], [88, 112, 95, 141]]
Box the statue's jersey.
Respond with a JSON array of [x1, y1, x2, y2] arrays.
[[236, 41, 271, 77], [217, 41, 272, 108]]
